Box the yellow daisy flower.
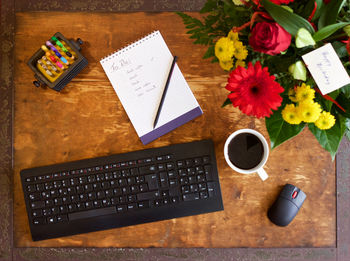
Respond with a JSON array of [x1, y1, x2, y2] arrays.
[[315, 111, 336, 130], [282, 104, 302, 124], [215, 37, 235, 62], [233, 40, 248, 60], [296, 101, 322, 123], [227, 31, 239, 42], [288, 88, 298, 102], [219, 59, 234, 71], [295, 83, 315, 102], [235, 59, 246, 68]]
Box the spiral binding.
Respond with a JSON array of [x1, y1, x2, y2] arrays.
[[100, 31, 160, 64]]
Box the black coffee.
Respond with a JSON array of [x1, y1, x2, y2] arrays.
[[228, 133, 264, 170]]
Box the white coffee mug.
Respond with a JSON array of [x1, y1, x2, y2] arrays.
[[224, 129, 269, 181]]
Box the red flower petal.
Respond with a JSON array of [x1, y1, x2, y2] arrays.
[[226, 61, 284, 118]]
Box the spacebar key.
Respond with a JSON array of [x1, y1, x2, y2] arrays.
[[68, 207, 117, 221]]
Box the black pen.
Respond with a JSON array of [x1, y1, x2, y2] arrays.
[[153, 55, 178, 129]]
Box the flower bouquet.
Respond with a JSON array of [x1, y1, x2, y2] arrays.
[[178, 0, 350, 159]]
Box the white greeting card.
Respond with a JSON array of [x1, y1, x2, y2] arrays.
[[302, 43, 350, 95]]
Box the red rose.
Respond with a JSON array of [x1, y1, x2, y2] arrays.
[[249, 22, 291, 55]]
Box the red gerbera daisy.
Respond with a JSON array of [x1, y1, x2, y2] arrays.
[[225, 61, 284, 118]]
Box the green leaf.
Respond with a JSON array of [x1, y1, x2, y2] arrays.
[[203, 45, 215, 59], [261, 0, 315, 36], [265, 108, 306, 149], [332, 41, 348, 58], [222, 98, 231, 108], [313, 22, 350, 42], [200, 0, 218, 13], [340, 83, 350, 98], [312, 0, 324, 21], [296, 28, 316, 48], [334, 92, 350, 117], [308, 114, 346, 160], [318, 0, 346, 29]]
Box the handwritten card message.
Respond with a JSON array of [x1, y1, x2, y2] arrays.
[[302, 43, 350, 95]]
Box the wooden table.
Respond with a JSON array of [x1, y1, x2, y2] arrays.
[[1, 1, 350, 260], [13, 12, 336, 248]]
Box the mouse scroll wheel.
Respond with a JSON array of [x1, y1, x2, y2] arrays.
[[292, 191, 298, 199]]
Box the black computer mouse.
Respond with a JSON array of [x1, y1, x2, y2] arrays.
[[268, 184, 306, 226]]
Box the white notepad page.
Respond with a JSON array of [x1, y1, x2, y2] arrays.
[[100, 31, 202, 144]]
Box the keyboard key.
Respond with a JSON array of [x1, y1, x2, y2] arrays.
[[194, 158, 202, 165], [180, 177, 188, 185], [102, 198, 111, 206], [71, 194, 80, 203], [59, 188, 68, 196], [57, 214, 68, 222], [42, 208, 52, 216], [68, 204, 76, 212], [177, 161, 184, 168], [159, 172, 168, 188], [36, 183, 44, 191], [29, 192, 41, 201], [181, 185, 190, 194], [59, 205, 68, 213], [45, 199, 54, 207], [47, 216, 56, 224], [27, 185, 36, 192], [183, 193, 200, 201], [138, 201, 149, 208], [111, 197, 119, 205], [169, 179, 178, 187], [185, 159, 193, 167], [207, 182, 216, 197], [116, 205, 127, 212], [198, 183, 207, 191], [203, 156, 210, 164], [139, 184, 148, 192], [32, 209, 42, 217], [97, 191, 106, 199], [69, 206, 117, 220], [158, 164, 165, 171], [67, 187, 76, 195], [139, 165, 156, 175], [127, 203, 137, 210], [137, 191, 160, 201], [145, 174, 159, 190], [200, 191, 209, 199], [88, 175, 96, 183], [188, 176, 197, 184], [77, 202, 86, 210], [205, 165, 213, 181], [168, 170, 176, 179], [190, 184, 199, 192], [33, 217, 46, 225], [54, 198, 62, 205], [105, 189, 113, 197], [31, 201, 45, 209], [113, 188, 122, 196]]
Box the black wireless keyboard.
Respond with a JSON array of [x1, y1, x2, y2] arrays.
[[20, 139, 224, 241]]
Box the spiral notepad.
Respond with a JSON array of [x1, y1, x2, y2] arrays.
[[100, 31, 202, 145]]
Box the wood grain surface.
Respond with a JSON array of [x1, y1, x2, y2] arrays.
[[13, 12, 335, 248]]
